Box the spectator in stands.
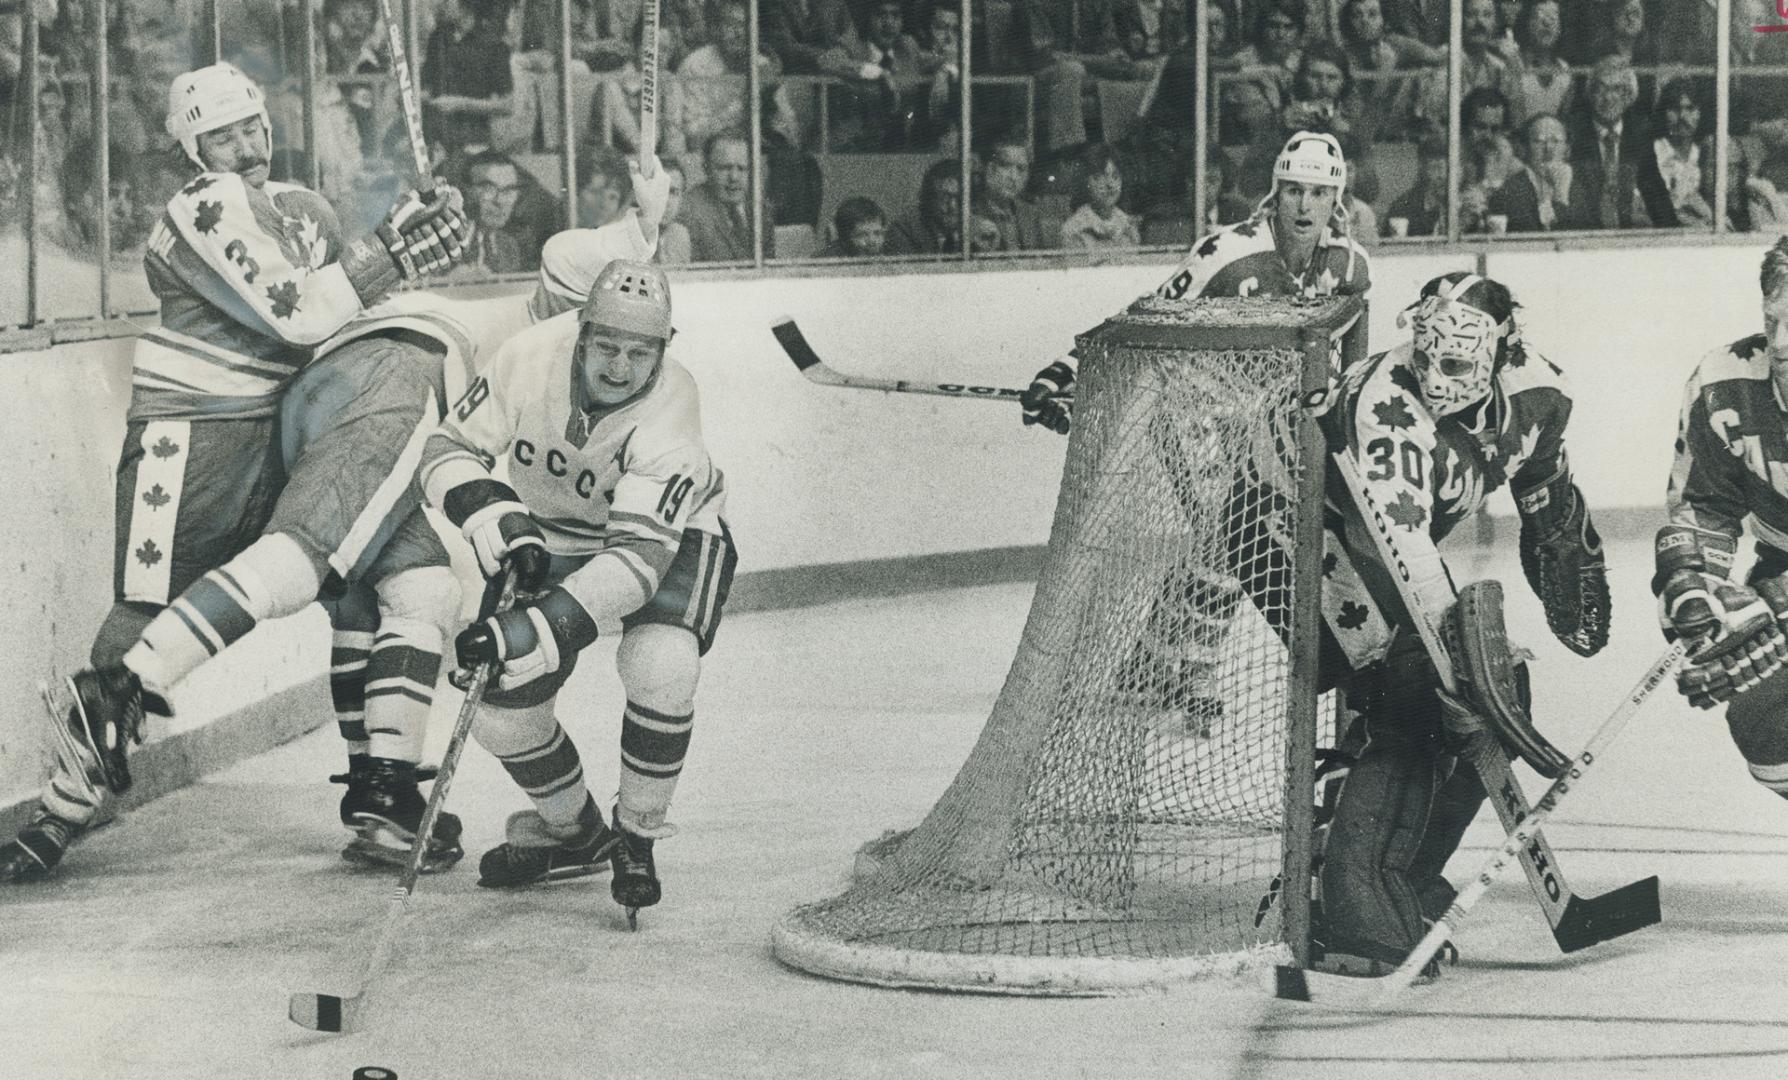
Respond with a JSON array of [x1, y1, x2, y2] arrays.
[[1382, 0, 1448, 46], [817, 0, 924, 149], [509, 0, 634, 154], [974, 135, 1052, 249], [459, 150, 538, 273], [1382, 133, 1447, 235], [1648, 76, 1714, 228], [821, 195, 890, 257], [1222, 0, 1304, 146], [1114, 0, 1189, 62], [1567, 55, 1670, 229], [886, 156, 962, 254], [1285, 39, 1354, 138], [1337, 0, 1435, 145], [969, 211, 1004, 253], [1491, 112, 1584, 231], [762, 0, 859, 74], [324, 0, 386, 74], [603, 20, 689, 166], [1462, 86, 1520, 198], [576, 146, 634, 228], [681, 132, 775, 260], [1507, 0, 1571, 127], [657, 160, 694, 263], [1723, 131, 1788, 232], [676, 1, 795, 158], [907, 2, 965, 151], [421, 0, 516, 156], [1410, 0, 1520, 135], [1059, 142, 1140, 249], [1203, 141, 1256, 226], [662, 0, 714, 68], [1008, 0, 1095, 164], [55, 136, 147, 257]]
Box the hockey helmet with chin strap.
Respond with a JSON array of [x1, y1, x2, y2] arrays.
[[580, 259, 674, 343], [166, 63, 272, 168], [1272, 130, 1348, 199]]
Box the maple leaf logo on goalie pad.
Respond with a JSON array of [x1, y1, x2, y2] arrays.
[[1384, 490, 1427, 531]]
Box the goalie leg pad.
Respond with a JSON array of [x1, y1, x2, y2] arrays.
[[1318, 741, 1442, 963], [1443, 580, 1572, 778], [1405, 761, 1486, 920]]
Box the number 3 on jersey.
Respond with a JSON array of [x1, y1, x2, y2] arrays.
[[1365, 436, 1424, 488], [657, 474, 695, 524], [454, 376, 490, 422]]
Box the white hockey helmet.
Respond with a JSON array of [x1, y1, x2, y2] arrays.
[[1272, 131, 1347, 197], [166, 63, 272, 168], [581, 259, 673, 343]]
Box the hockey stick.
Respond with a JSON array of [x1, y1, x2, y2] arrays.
[[1328, 450, 1661, 953], [287, 569, 517, 1034], [772, 317, 1058, 403], [1275, 642, 1686, 1005], [638, 0, 660, 169], [378, 0, 433, 189]]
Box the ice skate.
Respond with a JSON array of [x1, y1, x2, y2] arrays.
[[477, 799, 617, 888], [0, 810, 80, 884], [609, 815, 662, 930], [60, 666, 149, 795], [338, 757, 464, 872]]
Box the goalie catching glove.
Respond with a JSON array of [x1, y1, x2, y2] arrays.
[[1438, 580, 1571, 778], [1514, 466, 1610, 657], [339, 183, 472, 304], [455, 587, 599, 690], [1021, 360, 1075, 435]]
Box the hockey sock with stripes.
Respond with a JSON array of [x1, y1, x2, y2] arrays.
[[474, 702, 591, 831], [616, 698, 691, 838], [364, 615, 440, 764]]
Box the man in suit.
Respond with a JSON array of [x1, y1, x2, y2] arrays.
[[1565, 55, 1671, 230], [680, 133, 776, 262], [1492, 113, 1588, 231]]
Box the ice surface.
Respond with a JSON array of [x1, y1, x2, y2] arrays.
[[6, 524, 1788, 1079]]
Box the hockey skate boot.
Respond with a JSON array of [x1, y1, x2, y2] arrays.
[[478, 797, 617, 888], [609, 814, 662, 929], [0, 810, 80, 884], [339, 757, 464, 872], [63, 665, 150, 794]]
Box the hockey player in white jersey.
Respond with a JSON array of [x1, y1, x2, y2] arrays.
[[0, 62, 475, 882], [419, 259, 735, 922]]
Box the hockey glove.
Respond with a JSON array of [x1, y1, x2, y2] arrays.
[[1021, 360, 1075, 435], [1514, 469, 1609, 657], [1673, 576, 1788, 709], [444, 479, 551, 591], [455, 587, 599, 690], [630, 155, 672, 231], [377, 184, 472, 279], [1440, 580, 1570, 779]]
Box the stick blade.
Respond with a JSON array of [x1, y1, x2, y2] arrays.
[[288, 991, 363, 1034], [769, 318, 822, 373], [1273, 964, 1312, 1002], [1269, 964, 1388, 1009], [1551, 875, 1661, 953]]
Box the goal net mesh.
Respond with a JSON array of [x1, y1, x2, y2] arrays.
[[772, 296, 1354, 994]]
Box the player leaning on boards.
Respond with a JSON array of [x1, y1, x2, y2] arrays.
[[418, 259, 735, 926], [1021, 130, 1369, 729], [0, 62, 475, 882], [1655, 239, 1788, 787], [1293, 272, 1609, 976]]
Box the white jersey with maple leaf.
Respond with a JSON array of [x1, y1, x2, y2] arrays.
[[419, 310, 726, 632], [1322, 339, 1573, 666], [527, 211, 659, 323], [133, 171, 368, 423], [1665, 332, 1788, 561], [1154, 216, 1370, 302]]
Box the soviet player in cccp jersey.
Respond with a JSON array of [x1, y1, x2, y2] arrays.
[[0, 61, 479, 882], [417, 259, 735, 925], [1018, 130, 1371, 731], [1654, 240, 1788, 800]]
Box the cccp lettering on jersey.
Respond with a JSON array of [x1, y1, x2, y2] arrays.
[[513, 438, 601, 499]]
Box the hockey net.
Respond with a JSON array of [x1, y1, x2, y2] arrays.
[[772, 295, 1365, 994]]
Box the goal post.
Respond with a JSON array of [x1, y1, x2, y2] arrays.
[[772, 294, 1368, 994]]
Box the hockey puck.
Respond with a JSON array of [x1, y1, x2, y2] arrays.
[[353, 1069, 397, 1080]]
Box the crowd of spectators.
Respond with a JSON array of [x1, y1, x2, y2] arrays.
[[4, 0, 1788, 307]]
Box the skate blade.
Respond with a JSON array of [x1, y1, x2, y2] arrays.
[[341, 832, 463, 874]]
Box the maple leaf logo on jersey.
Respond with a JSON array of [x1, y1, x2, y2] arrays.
[[1322, 551, 1338, 578], [294, 214, 328, 268], [1389, 362, 1423, 400], [1311, 266, 1341, 297], [1196, 233, 1222, 258], [1503, 423, 1543, 479], [1372, 397, 1416, 431], [1384, 490, 1427, 531], [1233, 220, 1260, 239], [150, 435, 182, 459], [1336, 600, 1371, 630], [267, 281, 301, 319], [1503, 342, 1528, 367], [142, 484, 171, 509], [1733, 335, 1767, 362], [192, 199, 224, 234], [134, 539, 163, 568], [181, 175, 217, 198]]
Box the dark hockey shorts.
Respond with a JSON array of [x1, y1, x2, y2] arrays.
[[484, 523, 738, 710]]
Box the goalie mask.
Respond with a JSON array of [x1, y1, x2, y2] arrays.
[[1404, 273, 1510, 417], [166, 63, 272, 168]]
